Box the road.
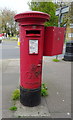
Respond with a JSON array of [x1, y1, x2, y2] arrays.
[[1, 40, 20, 59]]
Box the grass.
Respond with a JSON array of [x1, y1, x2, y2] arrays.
[[9, 106, 17, 111], [12, 89, 20, 100], [10, 37, 18, 41], [52, 59, 60, 62], [3, 37, 18, 41]]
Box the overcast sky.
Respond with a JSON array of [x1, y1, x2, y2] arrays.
[[0, 0, 31, 13], [0, 0, 73, 14]]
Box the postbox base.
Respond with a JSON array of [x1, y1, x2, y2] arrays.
[[20, 86, 41, 107]]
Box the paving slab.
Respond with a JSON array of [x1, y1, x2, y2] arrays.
[[0, 59, 2, 119], [8, 59, 20, 66], [0, 85, 2, 120], [14, 98, 51, 118], [2, 59, 20, 73], [42, 57, 71, 118], [4, 66, 20, 73], [2, 59, 11, 72], [1, 57, 71, 118], [2, 73, 19, 118]]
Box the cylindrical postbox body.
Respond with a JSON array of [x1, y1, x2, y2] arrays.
[[14, 11, 50, 106]]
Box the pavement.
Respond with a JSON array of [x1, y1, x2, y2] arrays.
[[1, 56, 71, 118]]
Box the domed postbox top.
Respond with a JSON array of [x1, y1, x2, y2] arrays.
[[14, 11, 50, 25]]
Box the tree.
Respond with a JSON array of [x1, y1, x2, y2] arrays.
[[68, 2, 73, 24], [28, 2, 58, 26], [0, 8, 18, 36]]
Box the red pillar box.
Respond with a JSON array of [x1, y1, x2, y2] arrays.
[[14, 11, 50, 107], [43, 26, 65, 56]]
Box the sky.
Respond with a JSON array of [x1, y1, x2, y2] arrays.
[[0, 0, 31, 13], [0, 0, 73, 14]]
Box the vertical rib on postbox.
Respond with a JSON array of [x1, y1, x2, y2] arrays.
[[14, 11, 50, 107]]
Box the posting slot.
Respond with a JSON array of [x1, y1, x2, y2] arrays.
[[26, 30, 41, 36]]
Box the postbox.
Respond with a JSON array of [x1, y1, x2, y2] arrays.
[[14, 11, 65, 107], [43, 26, 65, 56], [14, 11, 50, 107]]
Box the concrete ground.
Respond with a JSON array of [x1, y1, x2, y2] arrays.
[[2, 59, 20, 118], [43, 57, 71, 118], [1, 56, 71, 118], [0, 43, 2, 119]]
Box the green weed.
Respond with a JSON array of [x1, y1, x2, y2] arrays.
[[41, 83, 48, 96], [52, 59, 60, 62], [9, 106, 17, 111], [12, 89, 20, 100]]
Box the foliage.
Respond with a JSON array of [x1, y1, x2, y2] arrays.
[[41, 83, 48, 96], [0, 8, 18, 36], [67, 2, 73, 24], [52, 58, 60, 62], [28, 2, 58, 26], [12, 89, 20, 100], [9, 106, 17, 111]]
